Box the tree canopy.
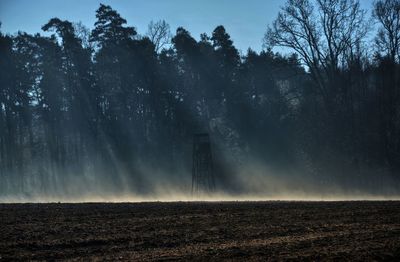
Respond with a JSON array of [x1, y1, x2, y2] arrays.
[[1, 1, 400, 198]]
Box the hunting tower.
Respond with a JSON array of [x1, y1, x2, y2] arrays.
[[192, 133, 215, 196]]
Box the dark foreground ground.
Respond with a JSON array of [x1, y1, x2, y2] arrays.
[[1, 201, 400, 261]]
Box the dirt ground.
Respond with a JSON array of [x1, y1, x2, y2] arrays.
[[0, 201, 399, 261]]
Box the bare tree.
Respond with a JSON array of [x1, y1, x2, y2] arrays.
[[264, 0, 368, 108], [146, 20, 171, 53], [73, 21, 93, 50], [373, 0, 400, 62]]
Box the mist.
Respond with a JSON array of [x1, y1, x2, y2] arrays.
[[1, 1, 400, 203]]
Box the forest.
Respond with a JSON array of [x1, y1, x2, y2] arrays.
[[1, 0, 400, 200]]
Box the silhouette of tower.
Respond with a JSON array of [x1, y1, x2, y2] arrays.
[[192, 133, 215, 196]]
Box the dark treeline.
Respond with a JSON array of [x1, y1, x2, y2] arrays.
[[1, 0, 400, 198]]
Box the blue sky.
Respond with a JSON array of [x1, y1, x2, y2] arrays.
[[0, 0, 375, 52]]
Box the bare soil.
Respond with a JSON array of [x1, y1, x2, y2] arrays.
[[1, 201, 400, 261]]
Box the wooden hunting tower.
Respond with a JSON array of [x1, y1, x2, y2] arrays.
[[192, 133, 215, 196]]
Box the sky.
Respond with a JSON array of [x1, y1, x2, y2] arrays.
[[0, 0, 375, 53]]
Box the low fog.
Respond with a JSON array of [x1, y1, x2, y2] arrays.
[[1, 1, 400, 202], [1, 126, 399, 202]]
